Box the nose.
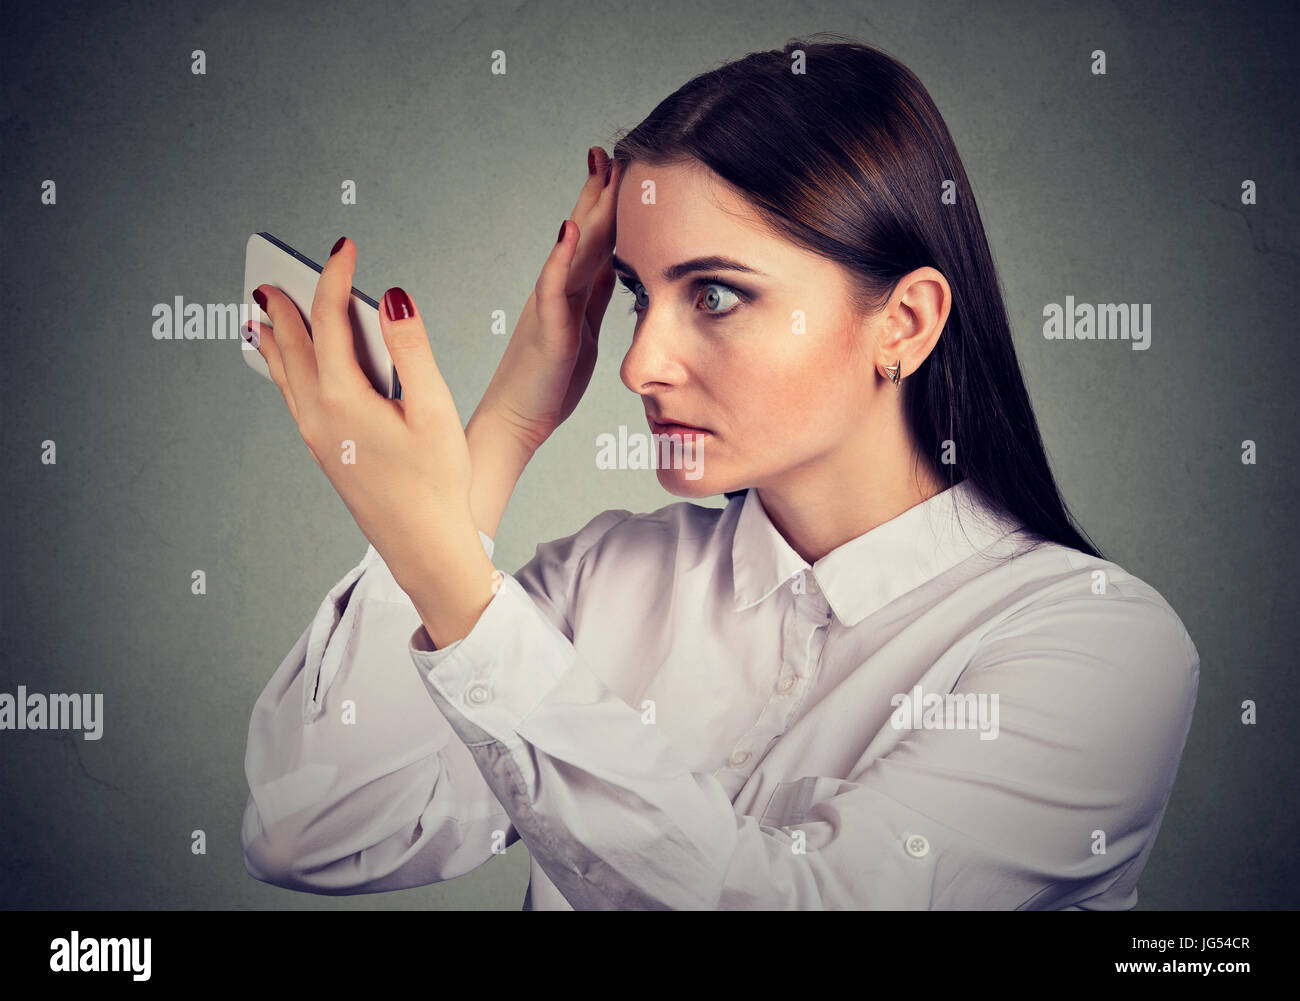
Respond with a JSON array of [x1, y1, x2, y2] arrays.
[[619, 307, 688, 395]]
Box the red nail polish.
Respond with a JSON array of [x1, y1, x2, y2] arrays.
[[330, 237, 346, 256], [383, 287, 414, 321], [252, 288, 268, 312], [556, 221, 567, 243], [587, 147, 597, 175]]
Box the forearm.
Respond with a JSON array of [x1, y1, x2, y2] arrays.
[[465, 407, 538, 540]]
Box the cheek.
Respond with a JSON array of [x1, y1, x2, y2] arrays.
[[708, 306, 862, 441], [753, 322, 865, 441], [721, 342, 837, 444]]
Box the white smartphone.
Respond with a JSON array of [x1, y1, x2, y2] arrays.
[[242, 232, 401, 399]]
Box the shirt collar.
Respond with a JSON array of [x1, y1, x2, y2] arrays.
[[730, 479, 1024, 627]]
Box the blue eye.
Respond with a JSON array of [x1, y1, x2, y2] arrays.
[[618, 279, 649, 314], [616, 275, 747, 318], [696, 282, 741, 315]]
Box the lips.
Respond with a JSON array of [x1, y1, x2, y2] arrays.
[[649, 417, 710, 436]]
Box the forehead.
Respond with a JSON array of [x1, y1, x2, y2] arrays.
[[613, 161, 841, 296], [615, 161, 766, 254]]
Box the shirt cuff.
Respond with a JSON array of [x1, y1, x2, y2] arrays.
[[406, 570, 573, 750]]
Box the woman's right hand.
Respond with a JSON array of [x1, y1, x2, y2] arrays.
[[465, 147, 626, 539]]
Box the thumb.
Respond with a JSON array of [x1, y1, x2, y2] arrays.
[[533, 220, 583, 359]]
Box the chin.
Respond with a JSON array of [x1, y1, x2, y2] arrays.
[[652, 434, 722, 498], [655, 468, 719, 498]]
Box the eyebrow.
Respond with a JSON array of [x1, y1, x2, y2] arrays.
[[610, 253, 769, 284]]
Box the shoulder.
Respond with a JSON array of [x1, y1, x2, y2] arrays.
[[974, 539, 1200, 710], [1004, 541, 1195, 645], [512, 496, 736, 635], [553, 496, 736, 567]]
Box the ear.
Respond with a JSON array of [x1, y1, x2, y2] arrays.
[[872, 266, 951, 383]]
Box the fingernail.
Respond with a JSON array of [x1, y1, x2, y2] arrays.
[[240, 322, 260, 349], [252, 288, 268, 312], [556, 220, 567, 243], [330, 236, 346, 256], [587, 147, 598, 175], [603, 158, 614, 187], [383, 287, 414, 321]]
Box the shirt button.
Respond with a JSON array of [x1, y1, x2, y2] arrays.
[[775, 675, 796, 694], [466, 684, 491, 705], [904, 834, 930, 858], [727, 749, 751, 768]]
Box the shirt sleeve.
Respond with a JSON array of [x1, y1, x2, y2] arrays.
[[241, 530, 525, 895], [407, 574, 1200, 909]]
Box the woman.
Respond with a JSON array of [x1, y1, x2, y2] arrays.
[[238, 34, 1198, 909]]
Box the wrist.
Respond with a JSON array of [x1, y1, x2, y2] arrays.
[[399, 519, 499, 650], [466, 404, 544, 463], [466, 408, 539, 538]]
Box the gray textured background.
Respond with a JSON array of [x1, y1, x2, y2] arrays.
[[1, 0, 1296, 910]]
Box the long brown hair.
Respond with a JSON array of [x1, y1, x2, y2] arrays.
[[610, 32, 1103, 559]]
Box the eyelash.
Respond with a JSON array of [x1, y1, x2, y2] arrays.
[[616, 275, 749, 319]]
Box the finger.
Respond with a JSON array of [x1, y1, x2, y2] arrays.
[[569, 158, 625, 287], [570, 145, 613, 223], [560, 260, 616, 418], [310, 237, 372, 400], [584, 257, 618, 341], [378, 286, 457, 428], [252, 284, 317, 406], [534, 221, 584, 358], [242, 320, 301, 425]]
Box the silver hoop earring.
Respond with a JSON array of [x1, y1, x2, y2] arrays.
[[884, 359, 902, 387]]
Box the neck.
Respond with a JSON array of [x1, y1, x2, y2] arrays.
[[752, 408, 950, 564]]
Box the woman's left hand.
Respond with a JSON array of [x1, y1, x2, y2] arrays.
[[244, 237, 473, 595]]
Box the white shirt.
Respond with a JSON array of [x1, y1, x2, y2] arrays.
[[240, 479, 1199, 909]]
